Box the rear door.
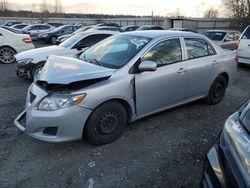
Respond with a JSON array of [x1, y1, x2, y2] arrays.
[[135, 38, 187, 116], [221, 32, 236, 50], [183, 37, 219, 99], [238, 26, 250, 63]]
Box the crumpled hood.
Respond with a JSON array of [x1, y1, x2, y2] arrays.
[[37, 55, 116, 84], [15, 46, 66, 60]]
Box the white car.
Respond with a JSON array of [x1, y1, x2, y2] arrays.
[[15, 31, 117, 79], [0, 27, 34, 64], [236, 25, 250, 65], [22, 24, 55, 40]]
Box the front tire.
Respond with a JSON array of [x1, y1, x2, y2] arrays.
[[205, 76, 227, 105], [0, 46, 16, 64], [84, 101, 127, 145], [50, 36, 57, 45]]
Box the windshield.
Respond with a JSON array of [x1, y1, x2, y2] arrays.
[[54, 25, 67, 32], [59, 33, 81, 48], [203, 31, 226, 41], [80, 35, 151, 69]]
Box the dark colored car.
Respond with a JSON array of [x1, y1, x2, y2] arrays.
[[90, 26, 122, 32], [202, 100, 250, 188], [121, 25, 139, 32], [38, 25, 79, 44], [137, 25, 165, 31], [4, 22, 22, 27], [96, 23, 120, 27], [47, 22, 64, 28]]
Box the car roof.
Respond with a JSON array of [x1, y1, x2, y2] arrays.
[[121, 30, 200, 39], [205, 30, 240, 33], [77, 30, 119, 36]]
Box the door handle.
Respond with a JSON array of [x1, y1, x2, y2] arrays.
[[212, 60, 218, 65], [177, 68, 187, 74]]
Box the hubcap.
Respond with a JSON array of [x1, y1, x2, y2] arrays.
[[0, 48, 15, 64], [98, 111, 118, 134], [213, 83, 223, 98]]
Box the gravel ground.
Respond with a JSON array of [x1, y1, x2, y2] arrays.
[[0, 57, 250, 188]]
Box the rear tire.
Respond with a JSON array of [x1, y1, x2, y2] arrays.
[[84, 101, 127, 145], [0, 46, 16, 64], [205, 76, 227, 105]]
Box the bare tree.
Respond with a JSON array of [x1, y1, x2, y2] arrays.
[[204, 7, 219, 18], [40, 0, 48, 13], [223, 0, 250, 29], [53, 0, 62, 13], [0, 0, 8, 11]]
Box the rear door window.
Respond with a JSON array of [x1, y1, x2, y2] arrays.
[[242, 26, 250, 39], [225, 33, 234, 42], [184, 38, 216, 59]]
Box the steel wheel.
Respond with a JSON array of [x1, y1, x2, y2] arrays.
[[0, 47, 16, 64]]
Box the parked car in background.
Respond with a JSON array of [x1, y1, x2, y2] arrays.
[[169, 28, 196, 33], [202, 100, 250, 188], [89, 26, 122, 32], [121, 25, 139, 32], [236, 25, 250, 66], [38, 25, 79, 44], [56, 26, 93, 44], [22, 24, 55, 40], [15, 31, 236, 145], [202, 30, 241, 50], [11, 24, 29, 30], [0, 26, 23, 34], [0, 27, 34, 64], [47, 22, 64, 28], [96, 23, 120, 27], [4, 21, 22, 27], [137, 25, 165, 31], [16, 31, 117, 79], [75, 23, 87, 27]]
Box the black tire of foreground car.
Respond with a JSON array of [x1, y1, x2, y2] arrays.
[[0, 46, 16, 64], [84, 101, 127, 145], [205, 75, 227, 105]]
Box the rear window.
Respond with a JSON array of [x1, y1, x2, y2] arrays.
[[242, 26, 250, 39], [202, 31, 226, 41]]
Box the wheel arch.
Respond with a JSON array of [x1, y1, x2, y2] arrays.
[[0, 45, 17, 53], [218, 72, 229, 86]]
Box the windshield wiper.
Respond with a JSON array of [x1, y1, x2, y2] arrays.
[[89, 58, 102, 66]]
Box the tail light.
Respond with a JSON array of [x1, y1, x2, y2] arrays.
[[235, 41, 240, 64], [22, 38, 32, 44]]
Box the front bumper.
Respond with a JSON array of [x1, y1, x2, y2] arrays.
[[14, 84, 92, 143]]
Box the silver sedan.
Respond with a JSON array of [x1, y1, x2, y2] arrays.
[[15, 31, 237, 145]]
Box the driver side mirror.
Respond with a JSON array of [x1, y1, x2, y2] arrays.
[[138, 61, 157, 72]]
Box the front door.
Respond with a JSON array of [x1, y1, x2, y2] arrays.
[[135, 38, 187, 116]]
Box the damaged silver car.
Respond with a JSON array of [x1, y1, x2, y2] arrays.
[[15, 31, 236, 145]]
